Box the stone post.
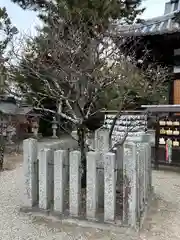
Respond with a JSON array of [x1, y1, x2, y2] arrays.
[[32, 121, 39, 138], [104, 152, 116, 222], [135, 135, 152, 203], [23, 138, 38, 208], [95, 128, 109, 151], [144, 143, 151, 201], [69, 150, 81, 217], [94, 128, 109, 207], [147, 143, 152, 193], [54, 150, 68, 213], [39, 148, 53, 210], [123, 142, 137, 227], [33, 126, 38, 138], [146, 129, 155, 146], [127, 133, 152, 210], [136, 151, 141, 221], [7, 125, 15, 144], [116, 144, 124, 190], [86, 131, 95, 150], [86, 151, 100, 219], [137, 143, 145, 214]]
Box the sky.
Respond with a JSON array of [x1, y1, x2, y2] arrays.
[[0, 0, 168, 35]]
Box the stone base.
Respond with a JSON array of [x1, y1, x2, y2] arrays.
[[52, 136, 58, 139], [19, 206, 139, 236], [138, 187, 155, 230], [20, 187, 153, 232]]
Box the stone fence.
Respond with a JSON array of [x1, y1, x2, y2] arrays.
[[22, 133, 152, 229]]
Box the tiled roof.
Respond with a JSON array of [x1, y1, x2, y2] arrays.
[[141, 104, 180, 112], [0, 101, 36, 116], [0, 102, 18, 115], [16, 106, 33, 115], [114, 11, 180, 36]]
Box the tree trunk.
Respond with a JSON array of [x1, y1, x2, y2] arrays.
[[56, 114, 61, 137], [77, 126, 87, 188], [109, 113, 119, 148], [0, 135, 5, 171]]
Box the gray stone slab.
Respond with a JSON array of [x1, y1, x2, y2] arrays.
[[95, 128, 109, 208], [69, 151, 81, 217], [86, 151, 100, 219], [104, 152, 116, 222], [123, 142, 137, 227], [23, 138, 38, 208], [136, 151, 140, 221], [144, 143, 151, 200], [39, 148, 53, 210], [95, 128, 109, 152], [136, 143, 145, 211], [54, 150, 68, 213], [116, 145, 124, 188]]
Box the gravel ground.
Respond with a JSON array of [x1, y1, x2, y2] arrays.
[[1, 154, 180, 239], [140, 169, 180, 240], [0, 162, 137, 240]]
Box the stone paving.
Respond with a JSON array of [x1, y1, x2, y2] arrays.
[[1, 153, 180, 239]]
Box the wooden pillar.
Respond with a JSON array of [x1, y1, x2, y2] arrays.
[[173, 49, 180, 106], [173, 78, 180, 104]]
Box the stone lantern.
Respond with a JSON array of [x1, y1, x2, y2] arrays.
[[6, 125, 15, 144], [32, 120, 39, 138], [52, 116, 58, 138]]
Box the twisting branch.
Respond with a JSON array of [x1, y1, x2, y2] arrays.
[[7, 7, 169, 153]]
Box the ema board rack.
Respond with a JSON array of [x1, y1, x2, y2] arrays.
[[104, 113, 147, 146], [155, 116, 180, 166], [158, 117, 180, 147]]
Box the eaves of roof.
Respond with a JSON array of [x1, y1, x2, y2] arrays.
[[114, 10, 180, 36]]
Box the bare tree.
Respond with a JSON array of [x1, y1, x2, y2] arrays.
[[107, 59, 169, 146], [8, 14, 169, 184]]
